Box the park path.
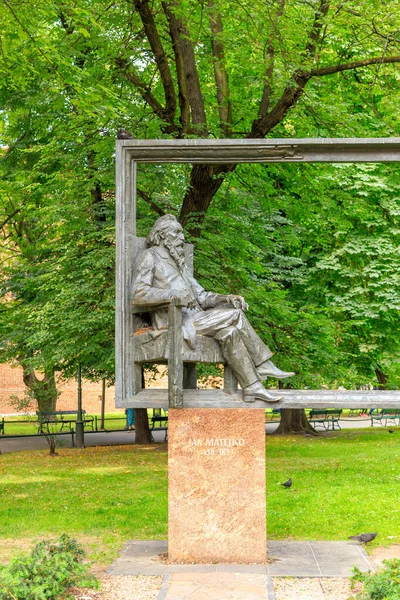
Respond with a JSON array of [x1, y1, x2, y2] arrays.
[[0, 417, 375, 454], [160, 572, 274, 599]]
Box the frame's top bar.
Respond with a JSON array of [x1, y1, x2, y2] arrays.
[[117, 137, 400, 164]]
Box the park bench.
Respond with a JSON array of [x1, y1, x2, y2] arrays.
[[265, 409, 281, 421], [36, 410, 95, 433], [370, 409, 400, 427], [151, 410, 168, 441], [308, 409, 342, 431]]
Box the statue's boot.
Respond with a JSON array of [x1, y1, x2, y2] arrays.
[[257, 359, 295, 380], [243, 381, 282, 403]]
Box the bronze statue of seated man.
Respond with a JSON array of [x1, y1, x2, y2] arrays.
[[132, 214, 294, 402]]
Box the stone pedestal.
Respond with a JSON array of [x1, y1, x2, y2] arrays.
[[168, 408, 266, 564]]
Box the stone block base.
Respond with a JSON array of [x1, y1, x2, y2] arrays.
[[168, 408, 266, 564]]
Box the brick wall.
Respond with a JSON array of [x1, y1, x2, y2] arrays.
[[0, 363, 216, 416], [0, 364, 122, 415]]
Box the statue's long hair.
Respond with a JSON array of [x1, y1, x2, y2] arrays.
[[146, 214, 179, 246]]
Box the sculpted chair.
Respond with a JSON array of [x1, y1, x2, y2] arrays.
[[131, 238, 238, 408]]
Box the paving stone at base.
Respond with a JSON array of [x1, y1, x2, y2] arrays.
[[121, 540, 168, 559], [268, 541, 374, 578], [107, 541, 268, 576], [267, 541, 321, 577], [107, 540, 375, 578], [311, 541, 374, 576]]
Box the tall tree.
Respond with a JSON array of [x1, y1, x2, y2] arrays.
[[1, 0, 400, 432]]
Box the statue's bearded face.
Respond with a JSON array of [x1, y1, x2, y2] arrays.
[[163, 224, 185, 271]]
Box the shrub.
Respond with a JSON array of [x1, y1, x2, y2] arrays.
[[351, 559, 400, 599], [0, 534, 99, 599]]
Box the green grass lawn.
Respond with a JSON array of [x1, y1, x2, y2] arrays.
[[1, 417, 40, 436], [0, 428, 399, 565], [266, 428, 400, 541]]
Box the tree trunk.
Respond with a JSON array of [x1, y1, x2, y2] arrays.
[[22, 365, 58, 412], [42, 424, 58, 456], [134, 369, 153, 444], [49, 439, 58, 455], [134, 408, 153, 444], [22, 366, 60, 455], [275, 408, 317, 435], [178, 164, 235, 236], [375, 368, 388, 390]]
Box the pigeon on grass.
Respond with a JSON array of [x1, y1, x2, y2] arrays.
[[348, 532, 377, 544], [281, 478, 292, 488]]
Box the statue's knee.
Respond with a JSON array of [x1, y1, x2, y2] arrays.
[[215, 326, 239, 342]]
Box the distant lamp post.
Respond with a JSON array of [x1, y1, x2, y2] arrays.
[[75, 363, 85, 448], [100, 378, 106, 430]]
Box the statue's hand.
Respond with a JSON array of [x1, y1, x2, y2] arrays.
[[187, 299, 198, 309], [227, 295, 248, 311], [169, 292, 196, 308]]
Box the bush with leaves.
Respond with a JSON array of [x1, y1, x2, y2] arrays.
[[0, 534, 99, 600], [350, 559, 400, 599]]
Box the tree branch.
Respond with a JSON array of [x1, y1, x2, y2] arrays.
[[303, 0, 330, 59], [59, 10, 74, 35], [21, 362, 40, 389], [249, 69, 311, 137], [137, 189, 166, 216], [310, 55, 400, 77], [116, 57, 178, 134], [0, 207, 22, 231], [162, 2, 207, 135], [3, 0, 59, 73], [250, 0, 328, 138], [208, 1, 232, 136], [161, 2, 190, 135], [259, 0, 286, 119], [133, 0, 176, 124], [251, 53, 400, 138]]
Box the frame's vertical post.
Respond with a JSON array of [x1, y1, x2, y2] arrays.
[[134, 363, 143, 394], [168, 299, 183, 408], [116, 143, 136, 406], [131, 159, 137, 236]]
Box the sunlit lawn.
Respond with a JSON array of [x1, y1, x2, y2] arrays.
[[266, 428, 400, 542], [1, 428, 399, 565]]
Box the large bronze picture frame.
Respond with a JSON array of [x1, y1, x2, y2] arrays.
[[116, 138, 400, 410]]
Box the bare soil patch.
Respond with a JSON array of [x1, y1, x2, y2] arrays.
[[71, 575, 163, 600], [0, 537, 40, 563], [370, 544, 400, 566], [273, 577, 362, 600]]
